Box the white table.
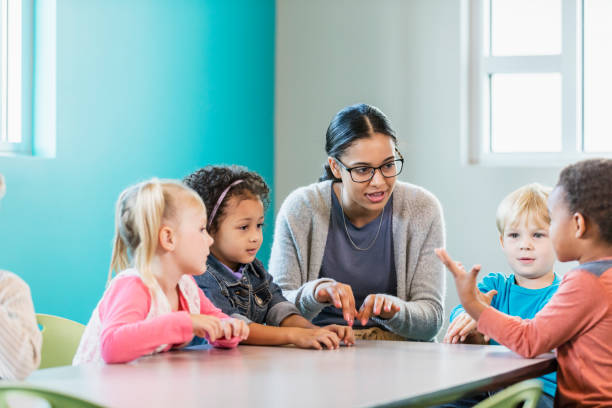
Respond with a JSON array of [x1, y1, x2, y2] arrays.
[[27, 341, 556, 407]]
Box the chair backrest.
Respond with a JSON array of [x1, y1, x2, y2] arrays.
[[36, 314, 86, 369], [473, 379, 543, 408], [0, 383, 106, 408]]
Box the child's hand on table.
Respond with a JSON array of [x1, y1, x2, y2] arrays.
[[444, 312, 492, 344], [289, 327, 342, 350], [220, 318, 249, 341], [322, 324, 355, 346]]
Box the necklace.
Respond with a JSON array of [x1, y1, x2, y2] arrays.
[[338, 185, 384, 251]]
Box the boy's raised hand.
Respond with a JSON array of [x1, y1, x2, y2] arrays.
[[435, 248, 490, 321]]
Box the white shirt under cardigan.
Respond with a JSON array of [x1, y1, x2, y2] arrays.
[[268, 180, 446, 341], [0, 270, 41, 379]]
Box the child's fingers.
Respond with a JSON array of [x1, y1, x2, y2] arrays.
[[446, 315, 467, 338], [449, 315, 474, 340], [206, 326, 217, 343], [327, 332, 340, 349], [331, 325, 346, 339], [241, 321, 250, 340], [459, 322, 477, 337], [344, 329, 355, 346], [318, 334, 336, 350], [481, 289, 498, 305], [330, 325, 354, 345], [310, 340, 323, 350], [469, 265, 482, 281], [458, 320, 477, 338], [235, 320, 246, 338], [218, 320, 230, 340], [434, 248, 452, 268], [445, 323, 459, 341], [211, 319, 223, 339], [435, 249, 464, 279], [229, 319, 244, 339]]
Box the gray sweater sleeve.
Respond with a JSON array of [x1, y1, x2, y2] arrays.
[[268, 190, 333, 320], [374, 192, 446, 340]]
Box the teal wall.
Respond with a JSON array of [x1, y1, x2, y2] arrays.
[[0, 0, 275, 323]]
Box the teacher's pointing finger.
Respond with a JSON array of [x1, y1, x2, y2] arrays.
[[315, 281, 358, 326]]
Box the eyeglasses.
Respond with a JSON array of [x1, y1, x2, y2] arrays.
[[334, 153, 404, 183]]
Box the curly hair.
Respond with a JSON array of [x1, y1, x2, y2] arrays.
[[557, 158, 612, 244], [183, 165, 270, 233]]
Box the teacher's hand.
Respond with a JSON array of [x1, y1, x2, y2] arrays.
[[357, 294, 401, 326], [314, 281, 358, 326]]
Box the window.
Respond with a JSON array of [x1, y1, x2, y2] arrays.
[[0, 0, 32, 155], [465, 0, 612, 165]]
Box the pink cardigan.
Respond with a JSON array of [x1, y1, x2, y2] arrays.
[[99, 275, 240, 363]]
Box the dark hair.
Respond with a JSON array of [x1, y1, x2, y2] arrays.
[[557, 158, 612, 244], [319, 103, 398, 182], [183, 165, 270, 233]]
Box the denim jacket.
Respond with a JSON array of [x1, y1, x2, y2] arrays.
[[195, 255, 300, 326]]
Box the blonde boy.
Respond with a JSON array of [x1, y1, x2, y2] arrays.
[[443, 183, 559, 406]]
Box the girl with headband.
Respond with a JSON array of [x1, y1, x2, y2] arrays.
[[184, 165, 354, 349]]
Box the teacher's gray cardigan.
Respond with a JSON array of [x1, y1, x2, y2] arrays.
[[268, 180, 446, 341]]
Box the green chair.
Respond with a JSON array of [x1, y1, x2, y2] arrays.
[[36, 314, 85, 369], [0, 383, 106, 408], [473, 379, 543, 408]]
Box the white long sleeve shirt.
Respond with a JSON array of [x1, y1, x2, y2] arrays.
[[0, 270, 41, 380]]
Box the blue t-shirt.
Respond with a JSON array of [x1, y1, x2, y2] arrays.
[[450, 272, 560, 397]]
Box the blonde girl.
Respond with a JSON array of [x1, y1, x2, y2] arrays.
[[73, 179, 249, 364]]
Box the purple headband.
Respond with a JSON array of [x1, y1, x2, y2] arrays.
[[208, 180, 244, 228]]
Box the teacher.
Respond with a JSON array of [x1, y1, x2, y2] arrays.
[[269, 104, 445, 341]]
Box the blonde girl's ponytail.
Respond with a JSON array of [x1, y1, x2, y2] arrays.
[[131, 180, 165, 290], [108, 186, 139, 283]]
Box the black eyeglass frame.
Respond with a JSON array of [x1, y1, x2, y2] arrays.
[[334, 150, 405, 183]]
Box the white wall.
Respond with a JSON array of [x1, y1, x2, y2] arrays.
[[275, 0, 573, 339]]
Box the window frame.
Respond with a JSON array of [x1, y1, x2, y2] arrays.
[[0, 0, 33, 156], [464, 0, 611, 166]]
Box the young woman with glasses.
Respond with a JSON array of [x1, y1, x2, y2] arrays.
[[269, 104, 446, 341]]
